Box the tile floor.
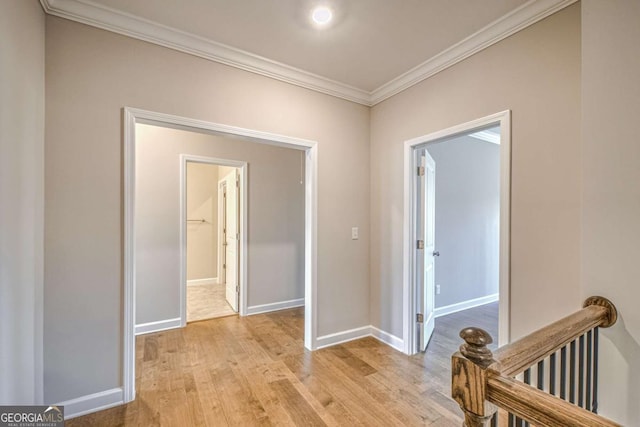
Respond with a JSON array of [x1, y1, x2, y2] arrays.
[[187, 282, 236, 322]]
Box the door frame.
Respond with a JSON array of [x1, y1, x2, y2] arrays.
[[402, 110, 511, 355], [123, 107, 318, 403], [179, 155, 246, 326]]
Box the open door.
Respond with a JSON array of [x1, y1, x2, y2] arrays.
[[417, 149, 436, 352], [224, 170, 239, 312]]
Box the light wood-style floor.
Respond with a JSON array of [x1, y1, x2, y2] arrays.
[[68, 303, 498, 426], [187, 283, 236, 322]]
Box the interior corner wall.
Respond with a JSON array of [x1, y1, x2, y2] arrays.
[[186, 162, 219, 282], [0, 0, 45, 405], [428, 136, 500, 309], [135, 124, 305, 326], [581, 0, 640, 424], [44, 17, 370, 403], [369, 3, 582, 342]]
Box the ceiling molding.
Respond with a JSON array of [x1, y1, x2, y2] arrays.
[[39, 0, 372, 105], [469, 130, 501, 145], [40, 0, 577, 107], [369, 0, 578, 105]]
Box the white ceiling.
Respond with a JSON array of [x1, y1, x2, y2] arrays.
[[42, 0, 575, 104]]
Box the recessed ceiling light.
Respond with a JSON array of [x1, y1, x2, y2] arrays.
[[311, 6, 333, 25]]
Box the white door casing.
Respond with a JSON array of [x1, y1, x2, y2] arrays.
[[179, 155, 245, 329], [402, 110, 511, 356], [224, 170, 239, 312], [124, 107, 318, 403]]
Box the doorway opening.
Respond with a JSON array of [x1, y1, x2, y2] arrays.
[[403, 111, 511, 355], [123, 108, 318, 403], [183, 159, 242, 323]]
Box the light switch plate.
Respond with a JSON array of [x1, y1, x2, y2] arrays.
[[351, 227, 358, 240]]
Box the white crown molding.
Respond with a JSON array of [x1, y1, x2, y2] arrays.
[[40, 0, 576, 107], [369, 0, 578, 105], [39, 0, 371, 105], [469, 130, 501, 145]]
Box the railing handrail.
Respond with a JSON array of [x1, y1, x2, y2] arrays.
[[451, 296, 619, 427], [493, 296, 616, 377], [487, 374, 619, 427]]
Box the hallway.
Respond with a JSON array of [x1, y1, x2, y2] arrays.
[[68, 304, 498, 426]]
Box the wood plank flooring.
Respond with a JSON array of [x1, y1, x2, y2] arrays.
[[67, 303, 498, 426]]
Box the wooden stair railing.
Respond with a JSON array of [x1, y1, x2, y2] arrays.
[[451, 296, 621, 427]]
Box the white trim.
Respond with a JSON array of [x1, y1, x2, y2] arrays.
[[370, 326, 404, 353], [370, 0, 578, 104], [434, 293, 500, 318], [304, 144, 318, 350], [316, 325, 404, 353], [39, 0, 369, 105], [316, 326, 371, 349], [180, 155, 247, 328], [58, 387, 124, 420], [403, 110, 511, 355], [124, 107, 318, 404], [246, 298, 305, 316], [40, 0, 576, 106], [122, 108, 136, 403], [186, 277, 218, 286], [134, 317, 182, 335], [469, 130, 501, 145]]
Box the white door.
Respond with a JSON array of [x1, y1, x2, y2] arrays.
[[417, 150, 436, 351], [224, 170, 239, 312]]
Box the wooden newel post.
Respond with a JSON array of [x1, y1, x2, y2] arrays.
[[452, 327, 498, 427]]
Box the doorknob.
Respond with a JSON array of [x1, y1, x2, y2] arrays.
[[433, 251, 440, 257]]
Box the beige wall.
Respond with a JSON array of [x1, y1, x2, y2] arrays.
[[186, 162, 219, 281], [369, 4, 582, 341], [0, 0, 45, 405], [44, 16, 370, 402], [135, 124, 305, 325], [582, 0, 640, 423]]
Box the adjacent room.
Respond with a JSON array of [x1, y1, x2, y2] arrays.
[[429, 126, 501, 346], [185, 161, 239, 321], [410, 122, 504, 354], [134, 123, 306, 334]]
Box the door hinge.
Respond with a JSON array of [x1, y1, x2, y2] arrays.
[[236, 177, 240, 187], [223, 263, 226, 269], [416, 313, 424, 323], [236, 285, 239, 293], [417, 240, 424, 249], [417, 166, 425, 176]]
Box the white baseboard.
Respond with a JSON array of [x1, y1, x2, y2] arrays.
[[316, 326, 371, 349], [187, 277, 217, 286], [434, 293, 499, 318], [135, 317, 182, 335], [370, 326, 404, 352], [246, 298, 305, 315], [57, 387, 123, 420]]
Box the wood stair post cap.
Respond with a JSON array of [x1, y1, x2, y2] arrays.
[[459, 327, 494, 366]]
